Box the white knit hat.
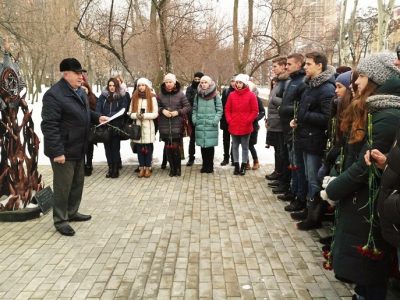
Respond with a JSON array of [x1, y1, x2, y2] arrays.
[[200, 75, 213, 85], [163, 73, 177, 84], [235, 73, 249, 86], [137, 77, 152, 88]]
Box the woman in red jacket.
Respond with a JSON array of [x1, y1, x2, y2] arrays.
[[225, 74, 259, 175]]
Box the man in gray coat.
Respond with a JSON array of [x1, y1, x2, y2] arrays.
[[266, 57, 290, 194], [41, 58, 108, 236]]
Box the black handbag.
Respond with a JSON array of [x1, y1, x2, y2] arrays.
[[88, 125, 111, 144], [123, 121, 141, 140]]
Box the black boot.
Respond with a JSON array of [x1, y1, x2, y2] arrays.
[[161, 146, 167, 169], [233, 163, 240, 175], [284, 197, 306, 212], [175, 151, 181, 176], [290, 208, 308, 221], [220, 157, 229, 166], [106, 164, 112, 178], [297, 198, 323, 231], [167, 149, 176, 177], [111, 163, 119, 178], [277, 192, 295, 202], [240, 163, 247, 176], [84, 163, 93, 176]]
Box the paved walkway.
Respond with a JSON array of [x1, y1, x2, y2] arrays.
[[0, 164, 353, 300]]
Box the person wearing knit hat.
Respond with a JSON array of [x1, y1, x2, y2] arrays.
[[158, 73, 191, 176], [192, 75, 223, 173], [225, 73, 258, 175], [323, 52, 400, 299], [185, 71, 205, 167], [356, 53, 400, 86], [128, 77, 159, 178], [335, 71, 352, 90], [163, 73, 177, 84]]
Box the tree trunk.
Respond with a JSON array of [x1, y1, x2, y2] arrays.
[[233, 0, 240, 73], [338, 0, 347, 65], [377, 0, 395, 51], [240, 0, 253, 73]]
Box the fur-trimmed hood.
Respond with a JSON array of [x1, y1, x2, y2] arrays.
[[100, 89, 124, 100], [306, 65, 336, 88], [197, 81, 217, 100], [161, 81, 181, 95]]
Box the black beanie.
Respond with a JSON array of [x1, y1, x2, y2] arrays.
[[194, 71, 204, 78]]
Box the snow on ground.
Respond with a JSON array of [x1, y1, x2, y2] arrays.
[[29, 87, 274, 166]]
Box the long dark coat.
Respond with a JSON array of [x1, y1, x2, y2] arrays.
[[326, 89, 400, 286], [41, 78, 99, 160], [157, 81, 191, 140]]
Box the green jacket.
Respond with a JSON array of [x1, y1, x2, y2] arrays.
[[326, 91, 400, 286], [192, 94, 223, 148]]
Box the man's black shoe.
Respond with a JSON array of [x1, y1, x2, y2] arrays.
[[297, 219, 322, 231], [267, 180, 281, 187], [220, 159, 229, 166], [319, 235, 333, 245], [265, 171, 280, 181], [186, 159, 194, 166], [57, 224, 75, 236], [272, 185, 289, 194], [290, 208, 308, 221], [277, 192, 295, 202], [69, 212, 92, 222], [284, 199, 305, 212]]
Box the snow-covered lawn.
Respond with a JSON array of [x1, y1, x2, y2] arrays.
[[29, 87, 274, 166]]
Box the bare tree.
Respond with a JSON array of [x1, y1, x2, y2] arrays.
[[74, 0, 145, 81]]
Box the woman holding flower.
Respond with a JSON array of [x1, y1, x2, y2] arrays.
[[324, 53, 400, 299]]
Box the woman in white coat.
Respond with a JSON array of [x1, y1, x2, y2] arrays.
[[128, 78, 158, 177]]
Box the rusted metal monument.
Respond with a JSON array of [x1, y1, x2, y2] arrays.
[[0, 47, 46, 221]]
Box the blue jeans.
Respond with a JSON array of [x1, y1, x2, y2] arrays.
[[303, 152, 322, 203], [231, 134, 250, 164], [137, 143, 153, 167], [288, 144, 307, 200]]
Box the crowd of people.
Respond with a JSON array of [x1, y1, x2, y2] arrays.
[[39, 45, 400, 299], [263, 48, 400, 299]]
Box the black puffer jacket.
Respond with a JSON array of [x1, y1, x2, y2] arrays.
[[41, 78, 99, 160], [278, 69, 306, 142], [158, 81, 191, 140], [296, 66, 335, 155]]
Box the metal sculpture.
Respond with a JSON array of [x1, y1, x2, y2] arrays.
[[0, 50, 43, 212]]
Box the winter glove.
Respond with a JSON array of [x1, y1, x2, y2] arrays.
[[320, 190, 336, 207], [322, 176, 336, 189]]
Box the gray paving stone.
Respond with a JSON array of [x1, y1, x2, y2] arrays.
[[0, 165, 353, 299]]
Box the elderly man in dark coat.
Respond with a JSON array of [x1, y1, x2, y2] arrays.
[[41, 58, 108, 236]]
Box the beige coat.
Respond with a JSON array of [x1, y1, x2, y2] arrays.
[[129, 96, 158, 144]]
